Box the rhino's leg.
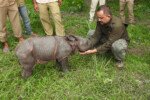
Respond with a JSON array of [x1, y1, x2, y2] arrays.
[[57, 58, 69, 72], [21, 63, 35, 78], [19, 55, 35, 78], [56, 59, 61, 71]]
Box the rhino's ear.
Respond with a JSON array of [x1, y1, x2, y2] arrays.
[[65, 35, 78, 42]]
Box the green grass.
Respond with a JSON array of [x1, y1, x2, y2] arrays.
[[0, 0, 150, 99]]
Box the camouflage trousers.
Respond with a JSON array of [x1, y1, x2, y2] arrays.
[[111, 39, 128, 61]]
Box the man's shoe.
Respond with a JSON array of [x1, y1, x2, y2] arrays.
[[30, 32, 38, 37], [124, 24, 128, 29], [3, 47, 10, 53], [129, 20, 136, 25], [3, 42, 10, 53], [116, 60, 124, 69], [19, 37, 24, 43]]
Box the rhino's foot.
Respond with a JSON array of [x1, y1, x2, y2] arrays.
[[21, 70, 32, 78], [58, 58, 70, 73]]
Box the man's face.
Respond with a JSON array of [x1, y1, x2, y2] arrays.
[[96, 10, 111, 25]]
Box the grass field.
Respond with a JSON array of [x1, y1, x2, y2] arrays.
[[0, 0, 150, 99]]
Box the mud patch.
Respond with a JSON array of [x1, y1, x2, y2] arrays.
[[132, 72, 150, 89], [137, 18, 150, 28], [128, 46, 150, 56], [132, 72, 150, 99]]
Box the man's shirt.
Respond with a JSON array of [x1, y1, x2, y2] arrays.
[[17, 0, 25, 6], [36, 0, 58, 3], [0, 0, 15, 7]]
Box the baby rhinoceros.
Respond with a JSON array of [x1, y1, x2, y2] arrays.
[[15, 35, 90, 78]]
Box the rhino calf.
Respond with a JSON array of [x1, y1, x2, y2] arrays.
[[16, 35, 90, 78]]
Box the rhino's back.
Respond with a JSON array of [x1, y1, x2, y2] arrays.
[[32, 36, 72, 60], [31, 36, 57, 60]]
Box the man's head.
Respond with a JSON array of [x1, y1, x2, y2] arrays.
[[96, 5, 112, 25]]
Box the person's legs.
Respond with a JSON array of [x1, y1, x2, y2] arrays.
[[99, 0, 106, 6], [89, 0, 99, 22], [48, 2, 65, 36], [0, 6, 10, 52], [127, 0, 135, 24], [120, 0, 127, 24], [111, 39, 128, 68], [18, 5, 32, 34], [8, 2, 23, 42], [0, 6, 7, 43], [38, 3, 53, 35]]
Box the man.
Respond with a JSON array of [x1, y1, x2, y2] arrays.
[[89, 0, 106, 22], [81, 5, 130, 68], [120, 0, 135, 25], [32, 0, 65, 36], [17, 0, 37, 35], [0, 0, 24, 53]]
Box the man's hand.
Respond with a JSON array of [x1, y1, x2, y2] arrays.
[[32, 0, 39, 12], [58, 0, 62, 6], [34, 3, 39, 12], [80, 49, 97, 55]]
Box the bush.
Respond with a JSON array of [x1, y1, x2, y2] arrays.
[[62, 0, 85, 12]]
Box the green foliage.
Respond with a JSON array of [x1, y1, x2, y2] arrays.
[[61, 0, 85, 12], [128, 25, 150, 45]]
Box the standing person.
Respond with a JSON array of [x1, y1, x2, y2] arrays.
[[32, 0, 65, 36], [81, 5, 130, 68], [0, 0, 24, 53], [17, 0, 37, 35], [120, 0, 135, 25], [89, 0, 106, 22]]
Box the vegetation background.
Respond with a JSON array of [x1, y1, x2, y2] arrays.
[[0, 0, 150, 99]]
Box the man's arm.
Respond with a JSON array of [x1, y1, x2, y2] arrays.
[[80, 22, 101, 55], [96, 25, 124, 53], [58, 0, 62, 6], [80, 49, 97, 55], [88, 22, 102, 47]]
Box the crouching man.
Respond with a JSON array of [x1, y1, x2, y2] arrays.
[[80, 5, 130, 69]]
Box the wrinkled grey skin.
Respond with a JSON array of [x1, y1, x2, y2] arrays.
[[66, 35, 92, 52], [16, 35, 90, 78]]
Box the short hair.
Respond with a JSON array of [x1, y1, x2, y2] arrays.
[[96, 5, 112, 16]]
